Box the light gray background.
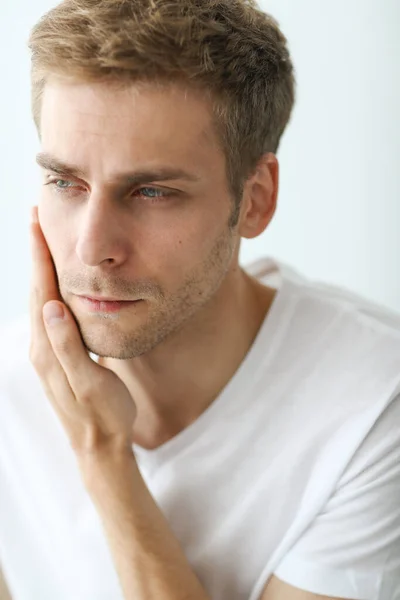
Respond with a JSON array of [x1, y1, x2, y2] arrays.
[[1, 0, 399, 326]]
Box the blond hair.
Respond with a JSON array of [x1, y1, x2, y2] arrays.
[[28, 0, 295, 224]]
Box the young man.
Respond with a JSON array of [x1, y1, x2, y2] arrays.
[[0, 1, 399, 599]]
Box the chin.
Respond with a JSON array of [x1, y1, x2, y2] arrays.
[[79, 328, 150, 360]]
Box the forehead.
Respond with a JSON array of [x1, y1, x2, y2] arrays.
[[40, 79, 220, 165]]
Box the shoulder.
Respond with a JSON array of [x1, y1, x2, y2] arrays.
[[278, 271, 400, 402], [289, 272, 400, 354], [305, 276, 400, 336], [253, 257, 400, 343]]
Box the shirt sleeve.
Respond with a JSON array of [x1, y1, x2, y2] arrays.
[[273, 394, 400, 600]]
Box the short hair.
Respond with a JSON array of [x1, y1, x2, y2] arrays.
[[28, 0, 296, 225]]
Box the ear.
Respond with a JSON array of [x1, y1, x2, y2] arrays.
[[238, 153, 279, 240]]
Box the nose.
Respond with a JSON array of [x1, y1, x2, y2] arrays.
[[75, 196, 128, 267]]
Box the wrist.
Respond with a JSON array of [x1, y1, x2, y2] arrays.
[[77, 445, 137, 495]]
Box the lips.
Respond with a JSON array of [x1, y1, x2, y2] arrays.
[[77, 295, 142, 313], [81, 295, 133, 302]]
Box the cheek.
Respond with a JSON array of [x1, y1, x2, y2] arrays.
[[147, 208, 226, 277]]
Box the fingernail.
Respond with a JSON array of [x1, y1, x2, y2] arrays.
[[43, 302, 65, 325]]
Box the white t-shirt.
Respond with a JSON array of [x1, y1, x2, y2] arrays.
[[0, 257, 400, 600]]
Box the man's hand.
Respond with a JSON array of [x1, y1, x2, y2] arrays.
[[28, 206, 210, 600], [29, 205, 137, 460]]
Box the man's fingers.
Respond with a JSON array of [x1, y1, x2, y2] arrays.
[[30, 208, 60, 301], [28, 207, 89, 446], [29, 204, 61, 344], [43, 301, 103, 398], [29, 205, 68, 401]]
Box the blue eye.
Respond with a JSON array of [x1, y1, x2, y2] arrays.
[[55, 179, 74, 189], [137, 187, 165, 199], [134, 187, 173, 204], [46, 179, 77, 192]]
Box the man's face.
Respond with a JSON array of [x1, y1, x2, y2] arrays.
[[38, 79, 240, 359]]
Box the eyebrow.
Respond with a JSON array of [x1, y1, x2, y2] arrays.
[[35, 152, 201, 186]]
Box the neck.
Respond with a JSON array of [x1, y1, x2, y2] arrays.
[[100, 268, 276, 450]]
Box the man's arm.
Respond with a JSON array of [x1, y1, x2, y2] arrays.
[[261, 575, 356, 600], [0, 567, 11, 600], [80, 450, 211, 600]]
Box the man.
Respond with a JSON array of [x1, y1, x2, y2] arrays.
[[0, 0, 399, 598]]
